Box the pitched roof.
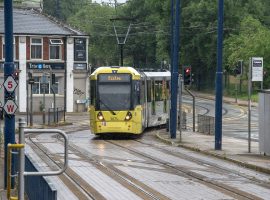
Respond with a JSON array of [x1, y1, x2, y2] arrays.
[[0, 8, 87, 36]]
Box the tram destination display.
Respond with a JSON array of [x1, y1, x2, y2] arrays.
[[98, 74, 131, 83]]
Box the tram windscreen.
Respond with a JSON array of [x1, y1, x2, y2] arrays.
[[98, 74, 131, 111]]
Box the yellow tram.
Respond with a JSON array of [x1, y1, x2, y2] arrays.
[[89, 66, 170, 135]]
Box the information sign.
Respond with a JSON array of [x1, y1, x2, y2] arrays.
[[252, 57, 263, 82]]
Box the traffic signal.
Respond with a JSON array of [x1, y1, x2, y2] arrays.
[[28, 72, 35, 84], [234, 60, 243, 76], [183, 66, 192, 85], [51, 73, 56, 85]]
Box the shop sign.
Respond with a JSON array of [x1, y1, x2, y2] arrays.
[[28, 63, 65, 70]]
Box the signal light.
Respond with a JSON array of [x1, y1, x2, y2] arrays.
[[183, 66, 192, 85], [233, 60, 243, 76]]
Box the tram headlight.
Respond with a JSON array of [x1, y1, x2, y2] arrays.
[[97, 112, 104, 121], [125, 111, 132, 121]]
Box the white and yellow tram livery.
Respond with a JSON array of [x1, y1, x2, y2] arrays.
[[89, 66, 170, 135]]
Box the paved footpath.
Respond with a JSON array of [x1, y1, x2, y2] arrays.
[[156, 91, 269, 175], [156, 129, 270, 175]]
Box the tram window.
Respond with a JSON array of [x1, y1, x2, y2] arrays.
[[140, 81, 145, 104], [166, 81, 170, 98], [133, 81, 140, 106], [90, 80, 96, 106], [98, 84, 131, 111], [163, 80, 167, 113], [147, 80, 151, 102], [155, 81, 163, 101], [151, 80, 156, 115]]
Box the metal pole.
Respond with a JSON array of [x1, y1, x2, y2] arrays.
[[170, 0, 180, 139], [185, 88, 195, 132], [248, 58, 252, 153], [18, 118, 26, 200], [64, 37, 67, 122], [178, 77, 182, 142], [169, 0, 174, 134], [43, 83, 46, 125], [26, 82, 29, 126], [120, 44, 123, 66], [30, 84, 33, 126], [4, 0, 15, 188], [215, 0, 224, 150], [54, 92, 56, 123], [235, 81, 238, 103]]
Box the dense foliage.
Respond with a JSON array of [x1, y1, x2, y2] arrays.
[[42, 0, 270, 90]]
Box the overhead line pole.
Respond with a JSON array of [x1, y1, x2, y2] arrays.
[[4, 0, 15, 187], [169, 0, 174, 134], [170, 0, 180, 139], [215, 0, 224, 150]]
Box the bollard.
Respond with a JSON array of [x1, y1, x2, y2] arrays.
[[18, 118, 26, 200], [7, 144, 24, 200]]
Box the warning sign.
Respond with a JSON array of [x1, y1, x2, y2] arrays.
[[3, 100, 18, 115]]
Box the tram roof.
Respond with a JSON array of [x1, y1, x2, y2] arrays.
[[141, 71, 171, 79]]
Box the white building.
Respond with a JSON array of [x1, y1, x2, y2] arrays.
[[0, 8, 89, 114]]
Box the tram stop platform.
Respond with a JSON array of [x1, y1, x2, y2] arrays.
[[156, 129, 270, 175]]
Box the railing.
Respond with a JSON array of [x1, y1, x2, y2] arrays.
[[7, 144, 24, 200], [7, 118, 68, 200], [48, 107, 65, 125]]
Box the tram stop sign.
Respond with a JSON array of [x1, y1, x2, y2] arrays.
[[4, 76, 18, 93], [3, 100, 18, 115]]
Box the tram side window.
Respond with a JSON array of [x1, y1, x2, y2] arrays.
[[140, 81, 145, 105], [147, 80, 151, 102], [162, 80, 167, 113], [133, 81, 140, 106], [151, 80, 156, 115], [155, 81, 163, 101], [90, 80, 96, 106]]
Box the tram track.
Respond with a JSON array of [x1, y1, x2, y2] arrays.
[[26, 134, 170, 200], [24, 130, 270, 200], [134, 136, 270, 185], [104, 138, 269, 200], [26, 135, 96, 200]]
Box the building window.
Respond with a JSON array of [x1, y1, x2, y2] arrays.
[[49, 39, 62, 60], [32, 76, 59, 94], [31, 38, 42, 59], [74, 38, 86, 61], [2, 37, 16, 59]]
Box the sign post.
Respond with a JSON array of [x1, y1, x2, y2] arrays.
[[4, 0, 15, 187], [248, 57, 263, 153]]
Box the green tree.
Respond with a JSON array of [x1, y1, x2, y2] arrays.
[[68, 3, 119, 66], [224, 16, 270, 87]]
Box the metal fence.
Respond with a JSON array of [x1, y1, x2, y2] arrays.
[[167, 112, 187, 131], [48, 107, 65, 125], [197, 114, 215, 135], [25, 154, 57, 200], [179, 112, 187, 130], [14, 154, 57, 200]]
